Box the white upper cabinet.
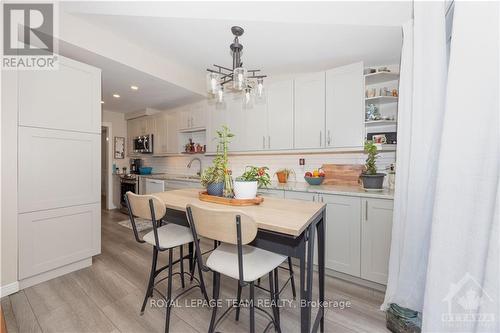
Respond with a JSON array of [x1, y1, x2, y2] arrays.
[[18, 56, 101, 133], [244, 101, 267, 151], [325, 62, 364, 148], [294, 72, 326, 149], [153, 113, 169, 155], [179, 103, 207, 130], [267, 79, 294, 150], [166, 114, 179, 154], [206, 102, 226, 153], [225, 95, 245, 151], [361, 198, 394, 285]]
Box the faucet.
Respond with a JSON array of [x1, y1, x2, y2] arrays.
[[187, 157, 202, 177]]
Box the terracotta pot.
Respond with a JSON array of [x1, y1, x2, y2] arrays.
[[276, 172, 288, 184]]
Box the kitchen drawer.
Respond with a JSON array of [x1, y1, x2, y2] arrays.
[[284, 190, 316, 202], [18, 203, 101, 279], [257, 189, 285, 199]]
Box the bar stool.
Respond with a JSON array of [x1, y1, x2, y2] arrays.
[[186, 203, 284, 333], [125, 192, 209, 333]]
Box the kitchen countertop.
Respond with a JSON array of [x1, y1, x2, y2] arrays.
[[137, 173, 201, 183], [136, 173, 394, 199], [263, 181, 394, 199]]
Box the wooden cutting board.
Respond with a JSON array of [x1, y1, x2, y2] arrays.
[[321, 164, 364, 186]]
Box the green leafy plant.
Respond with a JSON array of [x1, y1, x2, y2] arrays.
[[216, 126, 235, 197], [200, 166, 224, 187], [200, 125, 234, 198], [364, 140, 379, 175], [236, 166, 271, 188]]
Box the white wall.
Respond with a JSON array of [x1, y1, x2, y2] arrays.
[[102, 110, 128, 208]]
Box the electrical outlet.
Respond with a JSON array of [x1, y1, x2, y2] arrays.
[[299, 158, 305, 166]]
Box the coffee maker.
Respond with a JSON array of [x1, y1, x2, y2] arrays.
[[130, 158, 143, 174]]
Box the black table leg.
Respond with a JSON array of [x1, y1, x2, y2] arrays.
[[314, 212, 326, 333], [299, 236, 307, 333]]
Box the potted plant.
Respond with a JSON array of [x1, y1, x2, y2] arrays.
[[360, 140, 386, 190], [200, 125, 234, 197], [201, 166, 224, 196], [275, 168, 295, 184], [234, 166, 271, 199]]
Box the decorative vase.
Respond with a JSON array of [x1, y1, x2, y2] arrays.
[[276, 172, 288, 184], [360, 173, 386, 190], [233, 180, 258, 199], [207, 182, 224, 197]]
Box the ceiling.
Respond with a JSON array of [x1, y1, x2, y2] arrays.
[[59, 41, 203, 113], [59, 2, 408, 113], [71, 15, 403, 76]]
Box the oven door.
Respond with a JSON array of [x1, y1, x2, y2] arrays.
[[120, 180, 137, 208]]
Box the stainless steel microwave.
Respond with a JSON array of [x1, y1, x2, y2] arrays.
[[133, 134, 153, 153]]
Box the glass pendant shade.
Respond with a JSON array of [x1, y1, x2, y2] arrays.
[[216, 86, 224, 103], [242, 87, 253, 109], [206, 72, 220, 95], [233, 67, 246, 91], [256, 78, 265, 98]]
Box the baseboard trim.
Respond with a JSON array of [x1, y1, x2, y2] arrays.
[[19, 257, 92, 290], [0, 281, 20, 297]]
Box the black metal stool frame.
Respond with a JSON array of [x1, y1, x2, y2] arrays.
[[125, 194, 210, 333], [186, 206, 282, 333]]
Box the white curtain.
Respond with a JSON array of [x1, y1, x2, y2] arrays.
[[382, 1, 448, 312], [422, 2, 499, 332]]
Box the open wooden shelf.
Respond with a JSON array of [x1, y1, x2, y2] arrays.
[[365, 96, 398, 104], [365, 120, 397, 126], [364, 72, 400, 85]]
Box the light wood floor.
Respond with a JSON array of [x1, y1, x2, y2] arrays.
[[2, 209, 389, 333]]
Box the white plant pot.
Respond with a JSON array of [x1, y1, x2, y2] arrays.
[[234, 180, 258, 200]]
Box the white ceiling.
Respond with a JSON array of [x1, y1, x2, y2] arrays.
[[59, 2, 409, 113], [71, 15, 403, 76], [59, 41, 203, 113]]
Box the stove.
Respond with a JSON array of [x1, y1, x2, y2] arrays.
[[120, 174, 139, 214]]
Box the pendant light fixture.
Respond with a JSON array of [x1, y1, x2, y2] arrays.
[[206, 26, 266, 109]]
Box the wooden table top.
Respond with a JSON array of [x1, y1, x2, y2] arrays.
[[153, 189, 326, 237]]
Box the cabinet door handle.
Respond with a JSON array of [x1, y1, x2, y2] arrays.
[[365, 200, 368, 220], [268, 136, 270, 149], [263, 136, 266, 149], [327, 130, 331, 146]]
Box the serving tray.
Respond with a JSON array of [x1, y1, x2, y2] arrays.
[[198, 191, 264, 206]]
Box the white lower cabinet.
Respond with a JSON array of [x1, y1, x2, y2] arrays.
[[321, 194, 361, 276], [257, 188, 285, 199], [284, 190, 317, 201], [283, 190, 393, 285], [18, 203, 100, 279], [361, 198, 394, 284]]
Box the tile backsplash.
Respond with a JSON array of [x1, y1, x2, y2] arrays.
[[141, 151, 395, 184]]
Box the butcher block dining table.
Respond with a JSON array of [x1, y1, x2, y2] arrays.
[[153, 188, 327, 333]]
